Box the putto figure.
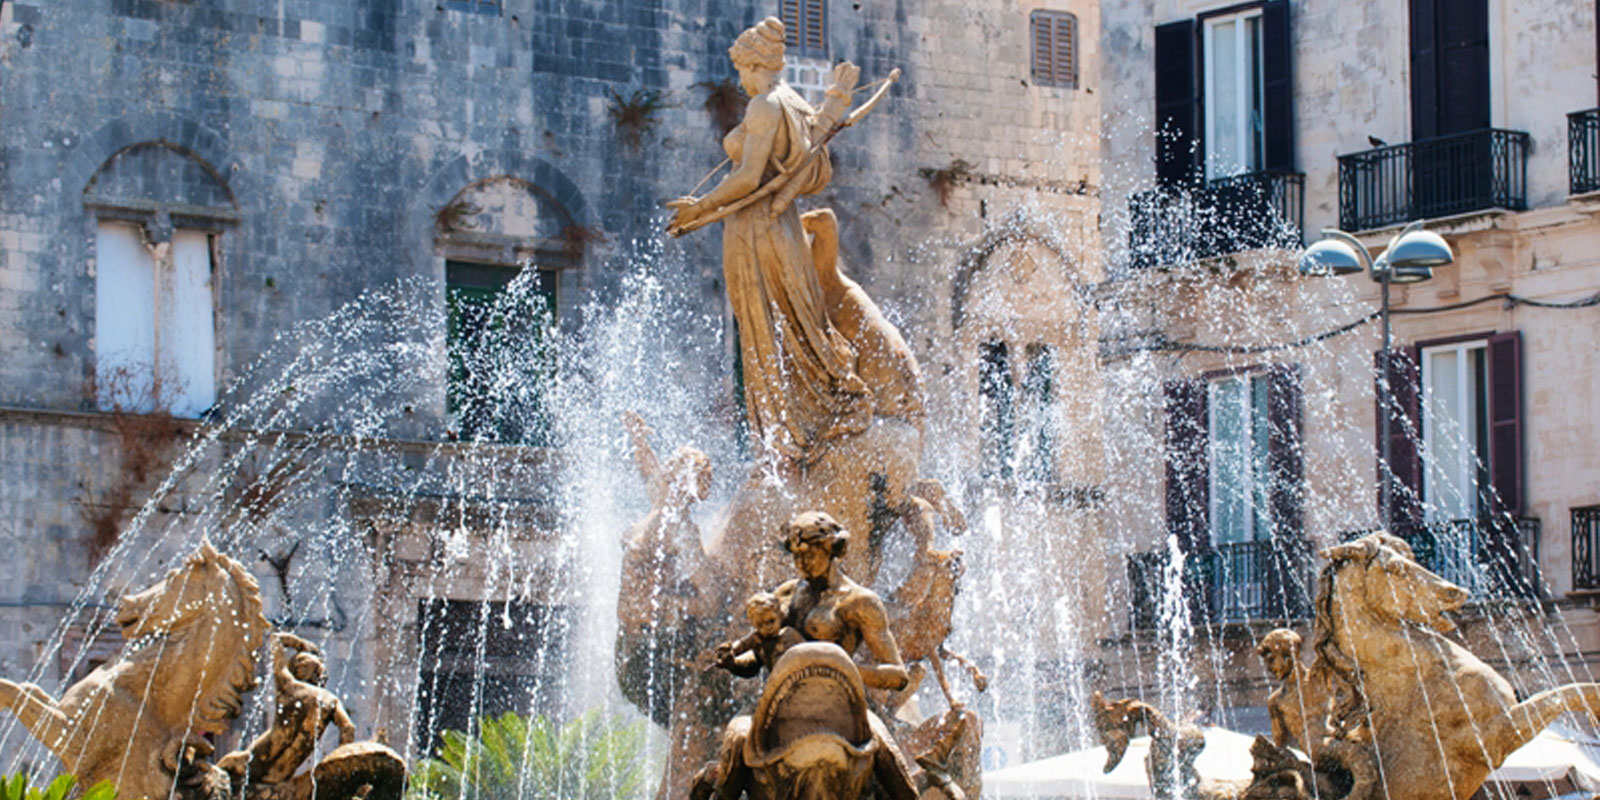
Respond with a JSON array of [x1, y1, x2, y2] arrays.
[[711, 592, 805, 679], [218, 633, 356, 792]]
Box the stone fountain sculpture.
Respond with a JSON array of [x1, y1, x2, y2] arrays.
[[0, 541, 404, 800], [618, 15, 982, 799], [1101, 532, 1600, 800], [687, 512, 973, 800]]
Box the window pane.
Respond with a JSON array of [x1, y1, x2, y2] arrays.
[[1425, 348, 1473, 520], [1211, 379, 1249, 544], [95, 221, 157, 412], [1247, 15, 1265, 170], [446, 262, 557, 444], [1250, 375, 1271, 540], [1209, 19, 1242, 177], [979, 341, 1014, 479]]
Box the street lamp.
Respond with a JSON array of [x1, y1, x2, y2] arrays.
[[1299, 221, 1455, 530]]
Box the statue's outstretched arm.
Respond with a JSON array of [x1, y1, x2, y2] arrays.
[[669, 98, 780, 227], [0, 680, 71, 763], [332, 700, 356, 745], [622, 411, 665, 505]]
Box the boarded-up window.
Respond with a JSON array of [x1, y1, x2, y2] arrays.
[[780, 0, 827, 59], [94, 221, 215, 418], [1031, 10, 1079, 90]]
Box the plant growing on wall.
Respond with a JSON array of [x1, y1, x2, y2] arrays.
[[407, 710, 649, 800], [78, 367, 186, 564], [696, 78, 747, 137], [607, 89, 673, 149], [920, 159, 976, 207], [436, 200, 483, 233]]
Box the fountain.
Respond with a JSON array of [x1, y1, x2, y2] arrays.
[[0, 14, 1593, 800]]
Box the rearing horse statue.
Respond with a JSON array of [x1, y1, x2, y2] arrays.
[[0, 541, 270, 800], [1315, 533, 1600, 800]]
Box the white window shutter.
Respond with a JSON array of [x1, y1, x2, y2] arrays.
[[164, 230, 216, 418], [95, 221, 158, 412]]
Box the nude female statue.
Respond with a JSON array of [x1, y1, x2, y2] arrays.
[[666, 17, 873, 464], [694, 512, 921, 800]]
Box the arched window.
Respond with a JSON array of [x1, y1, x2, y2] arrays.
[[435, 177, 582, 445], [84, 142, 235, 418], [1030, 9, 1079, 90]]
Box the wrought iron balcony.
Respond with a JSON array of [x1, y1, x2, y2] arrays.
[[1127, 539, 1313, 630], [1337, 128, 1529, 231], [1128, 170, 1305, 269], [1338, 514, 1542, 601], [1569, 109, 1600, 195], [1572, 506, 1600, 591]]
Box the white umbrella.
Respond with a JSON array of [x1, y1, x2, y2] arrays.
[[984, 726, 1257, 799]]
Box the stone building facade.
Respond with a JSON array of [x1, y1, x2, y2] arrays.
[[0, 0, 1106, 768], [1094, 0, 1600, 739]]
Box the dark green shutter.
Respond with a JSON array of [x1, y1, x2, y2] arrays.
[[1154, 19, 1200, 186], [1260, 0, 1294, 172]]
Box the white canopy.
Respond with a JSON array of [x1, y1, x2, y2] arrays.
[[984, 724, 1600, 799], [1480, 723, 1600, 795], [983, 726, 1256, 799]]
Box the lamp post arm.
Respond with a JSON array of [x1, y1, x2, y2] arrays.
[[1319, 228, 1375, 275]]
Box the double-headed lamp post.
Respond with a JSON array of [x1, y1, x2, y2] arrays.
[[1298, 221, 1456, 530]]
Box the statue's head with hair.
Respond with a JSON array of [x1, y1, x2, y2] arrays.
[[289, 651, 328, 687], [730, 16, 786, 74]]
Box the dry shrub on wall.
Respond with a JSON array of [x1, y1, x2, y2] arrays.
[[78, 367, 187, 564], [435, 199, 483, 233], [919, 158, 976, 207], [607, 89, 673, 149]]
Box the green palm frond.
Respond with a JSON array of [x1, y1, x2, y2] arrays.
[[0, 772, 116, 800], [407, 711, 649, 800]]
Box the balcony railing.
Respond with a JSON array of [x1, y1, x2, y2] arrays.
[[1128, 170, 1305, 268], [1570, 110, 1600, 195], [1127, 539, 1313, 630], [1573, 506, 1600, 591], [1338, 515, 1542, 601], [1337, 128, 1529, 231]]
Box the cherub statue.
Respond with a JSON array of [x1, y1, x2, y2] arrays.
[[1258, 629, 1325, 755], [218, 633, 355, 794], [710, 592, 804, 679]]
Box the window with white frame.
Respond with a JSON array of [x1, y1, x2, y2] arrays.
[[1203, 9, 1266, 179], [1208, 372, 1271, 545], [94, 221, 216, 418], [1421, 340, 1489, 521]]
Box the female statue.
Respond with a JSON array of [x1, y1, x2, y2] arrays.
[[693, 512, 920, 800], [667, 17, 873, 464], [770, 511, 908, 690]]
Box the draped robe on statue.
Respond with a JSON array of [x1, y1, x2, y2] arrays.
[[720, 84, 873, 462]]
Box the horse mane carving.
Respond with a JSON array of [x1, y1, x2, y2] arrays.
[[0, 540, 270, 800]]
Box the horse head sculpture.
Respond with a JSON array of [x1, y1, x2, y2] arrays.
[[1320, 533, 1468, 636], [1289, 531, 1600, 800], [0, 540, 269, 800]]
